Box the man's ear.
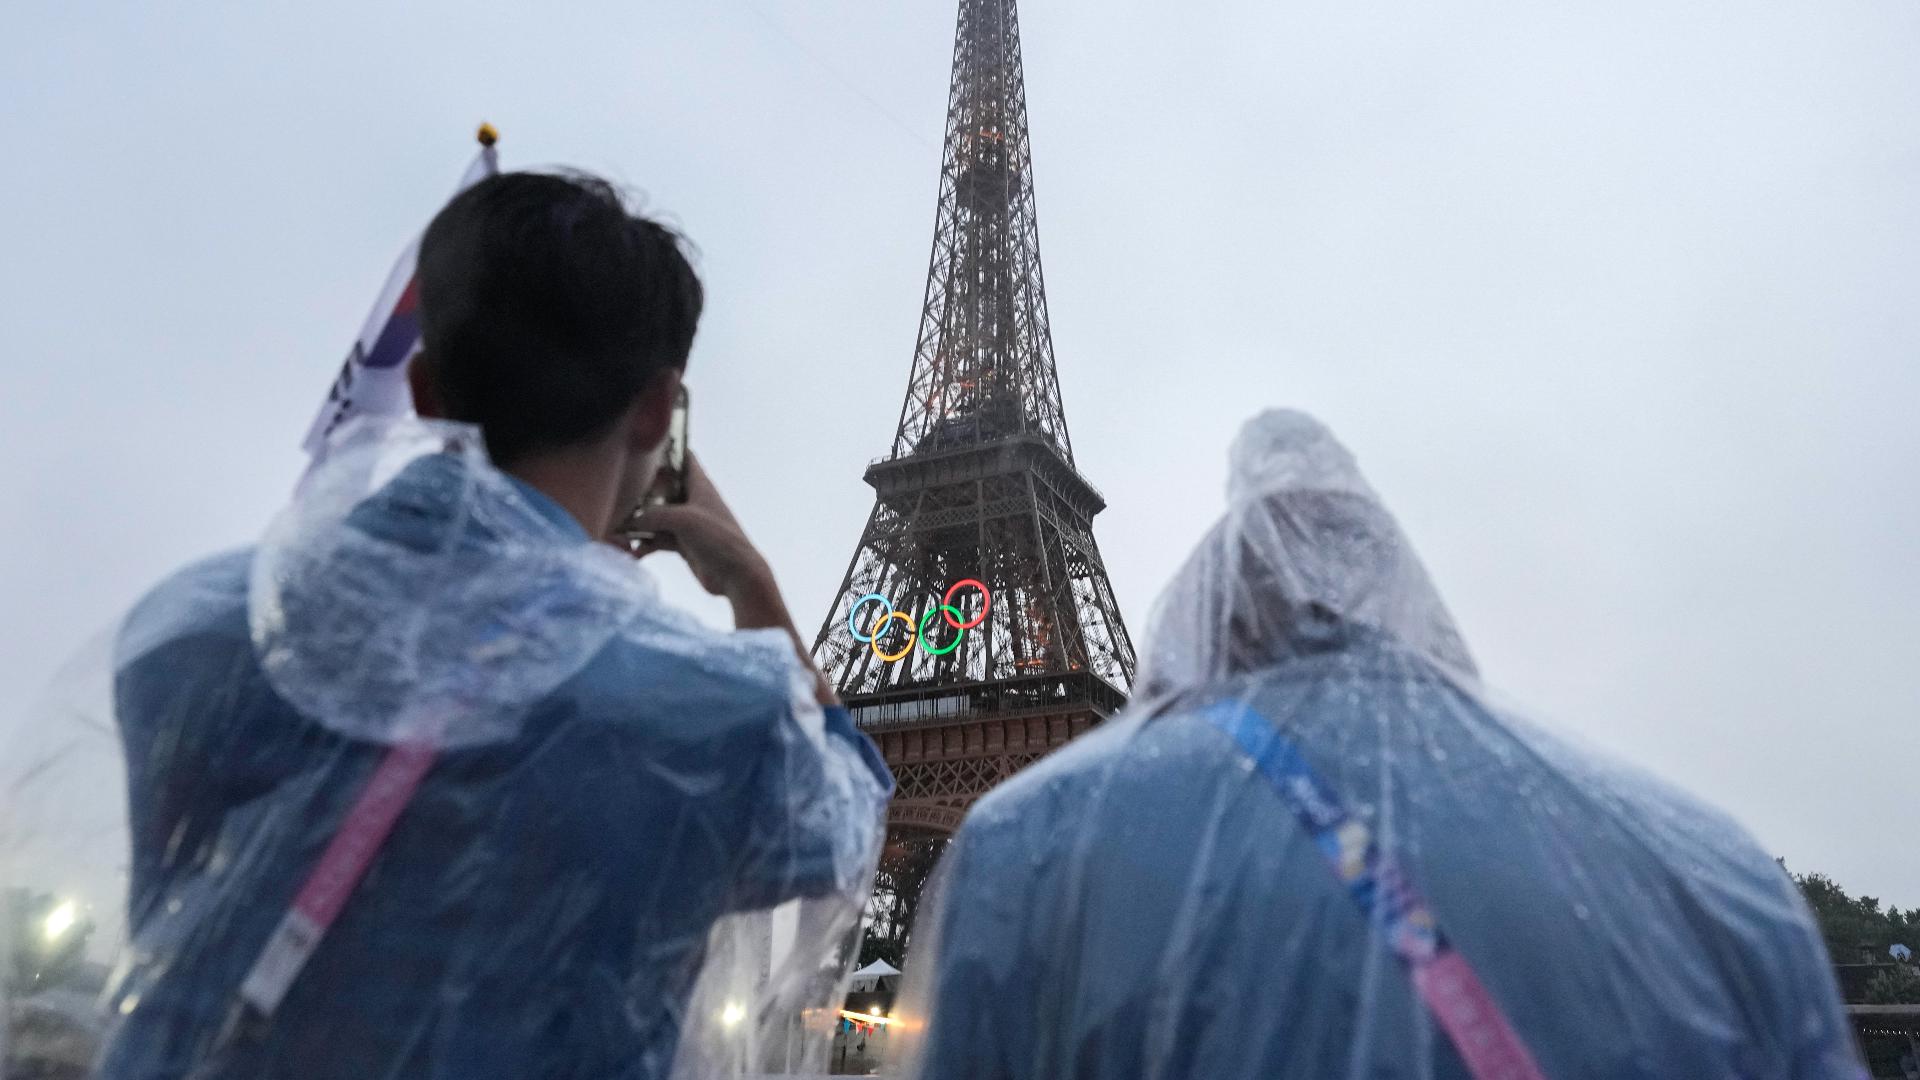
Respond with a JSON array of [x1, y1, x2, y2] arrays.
[[625, 368, 679, 453], [408, 353, 445, 419]]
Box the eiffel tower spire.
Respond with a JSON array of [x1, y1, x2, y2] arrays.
[[813, 0, 1136, 836], [892, 0, 1071, 463]]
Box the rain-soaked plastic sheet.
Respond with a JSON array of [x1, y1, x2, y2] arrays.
[[890, 410, 1866, 1080], [2, 417, 888, 1079]]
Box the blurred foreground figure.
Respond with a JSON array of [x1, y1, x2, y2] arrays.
[[894, 410, 1861, 1080], [3, 173, 889, 1080]]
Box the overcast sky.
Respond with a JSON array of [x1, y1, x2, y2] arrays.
[[3, 1, 1916, 911]]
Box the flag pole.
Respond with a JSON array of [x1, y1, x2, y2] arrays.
[[296, 125, 503, 483]]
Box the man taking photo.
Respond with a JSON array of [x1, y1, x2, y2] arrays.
[[90, 171, 891, 1079]]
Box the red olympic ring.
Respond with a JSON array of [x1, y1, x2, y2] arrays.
[[942, 579, 991, 629]]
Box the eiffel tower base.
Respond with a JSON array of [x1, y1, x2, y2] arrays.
[[848, 671, 1128, 834]]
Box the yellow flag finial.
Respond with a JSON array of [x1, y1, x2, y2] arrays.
[[476, 122, 499, 148]]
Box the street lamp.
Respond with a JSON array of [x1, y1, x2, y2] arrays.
[[43, 899, 77, 943]]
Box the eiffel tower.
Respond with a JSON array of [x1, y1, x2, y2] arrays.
[[812, 0, 1136, 839]]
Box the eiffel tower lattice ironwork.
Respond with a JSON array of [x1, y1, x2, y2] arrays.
[[811, 0, 1136, 837]]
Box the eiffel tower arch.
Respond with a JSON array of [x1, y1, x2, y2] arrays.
[[811, 0, 1136, 844]]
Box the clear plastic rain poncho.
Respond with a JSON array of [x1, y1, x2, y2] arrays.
[[891, 410, 1864, 1080], [1, 416, 889, 1080]]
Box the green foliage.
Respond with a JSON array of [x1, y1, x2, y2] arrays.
[[1862, 963, 1920, 1005], [1782, 864, 1920, 964]]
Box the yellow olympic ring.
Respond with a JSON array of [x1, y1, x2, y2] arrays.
[[871, 611, 916, 661]]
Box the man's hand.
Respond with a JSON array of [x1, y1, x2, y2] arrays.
[[623, 455, 839, 706], [624, 455, 776, 610]]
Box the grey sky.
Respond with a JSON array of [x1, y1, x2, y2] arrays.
[[3, 0, 1916, 911]]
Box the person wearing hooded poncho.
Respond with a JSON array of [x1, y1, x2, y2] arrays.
[[10, 172, 892, 1080], [892, 410, 1863, 1080]]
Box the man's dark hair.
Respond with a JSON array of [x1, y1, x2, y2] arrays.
[[416, 171, 703, 466]]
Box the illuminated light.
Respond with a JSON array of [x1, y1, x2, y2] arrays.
[[871, 611, 916, 662], [847, 594, 890, 643], [918, 606, 965, 656], [942, 580, 991, 629], [720, 1001, 746, 1028], [42, 901, 77, 943], [839, 1008, 892, 1027]]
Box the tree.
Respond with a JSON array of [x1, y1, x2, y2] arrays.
[[1782, 862, 1918, 970], [1863, 964, 1920, 1005]]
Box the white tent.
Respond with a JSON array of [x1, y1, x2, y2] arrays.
[[848, 959, 902, 992]]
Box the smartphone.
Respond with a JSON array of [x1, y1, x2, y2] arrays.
[[621, 385, 689, 548], [661, 384, 690, 505]]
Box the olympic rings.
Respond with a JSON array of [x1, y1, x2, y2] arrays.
[[846, 581, 993, 662]]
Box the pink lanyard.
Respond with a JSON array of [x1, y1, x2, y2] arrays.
[[1198, 697, 1548, 1080], [237, 741, 439, 1016]]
